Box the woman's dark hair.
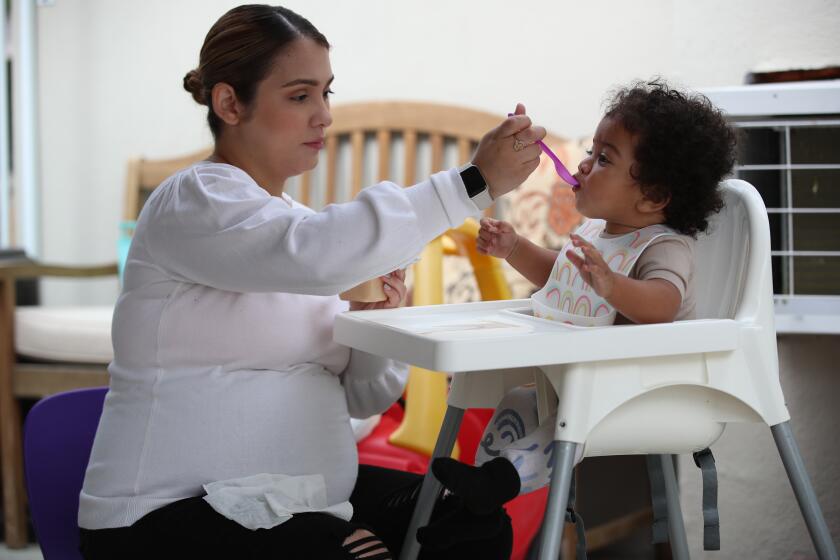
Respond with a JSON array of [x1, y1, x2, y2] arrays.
[[183, 5, 330, 139], [604, 79, 737, 237]]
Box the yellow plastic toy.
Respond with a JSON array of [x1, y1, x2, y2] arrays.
[[388, 218, 511, 457]]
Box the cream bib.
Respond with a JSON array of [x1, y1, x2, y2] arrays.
[[531, 220, 676, 326]]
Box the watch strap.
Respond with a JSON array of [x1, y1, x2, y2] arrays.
[[470, 188, 493, 211], [459, 164, 494, 211]]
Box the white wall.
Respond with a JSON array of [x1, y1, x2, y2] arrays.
[[35, 0, 840, 305]]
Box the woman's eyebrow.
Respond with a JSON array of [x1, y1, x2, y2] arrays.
[[281, 75, 335, 88]]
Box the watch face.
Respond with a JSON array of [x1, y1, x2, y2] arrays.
[[461, 165, 487, 198]]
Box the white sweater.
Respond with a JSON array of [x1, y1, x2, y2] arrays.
[[79, 162, 481, 529]]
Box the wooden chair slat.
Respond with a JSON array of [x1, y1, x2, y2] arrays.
[[403, 130, 417, 187], [351, 131, 365, 198], [458, 138, 472, 166], [377, 130, 390, 182], [325, 135, 338, 205], [430, 134, 444, 173]]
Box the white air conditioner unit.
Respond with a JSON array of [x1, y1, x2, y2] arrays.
[[702, 80, 840, 334]]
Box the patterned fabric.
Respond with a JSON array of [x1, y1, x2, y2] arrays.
[[475, 387, 579, 495], [531, 220, 677, 326]]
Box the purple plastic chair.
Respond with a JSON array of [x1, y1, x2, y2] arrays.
[[23, 387, 107, 560]]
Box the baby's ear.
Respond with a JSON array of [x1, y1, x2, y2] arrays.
[[637, 191, 670, 215]]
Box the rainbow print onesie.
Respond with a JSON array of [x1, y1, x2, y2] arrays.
[[530, 219, 677, 327]]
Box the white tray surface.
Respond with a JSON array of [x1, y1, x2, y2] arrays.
[[334, 299, 740, 372]]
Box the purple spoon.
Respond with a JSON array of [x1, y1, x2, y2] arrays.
[[537, 139, 579, 187], [508, 113, 579, 187]]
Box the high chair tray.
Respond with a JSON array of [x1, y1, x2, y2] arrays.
[[334, 299, 740, 372]]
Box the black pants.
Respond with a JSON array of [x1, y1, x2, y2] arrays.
[[80, 465, 512, 559]]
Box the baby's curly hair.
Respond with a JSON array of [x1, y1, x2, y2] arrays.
[[605, 79, 737, 237]]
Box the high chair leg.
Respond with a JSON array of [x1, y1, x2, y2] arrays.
[[660, 454, 690, 560], [772, 422, 839, 560], [399, 405, 465, 560], [538, 441, 578, 560]]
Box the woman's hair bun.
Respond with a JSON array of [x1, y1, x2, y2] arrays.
[[183, 69, 205, 105]]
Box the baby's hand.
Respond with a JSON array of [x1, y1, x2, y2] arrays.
[[477, 218, 519, 259], [349, 269, 407, 311], [565, 234, 615, 298]]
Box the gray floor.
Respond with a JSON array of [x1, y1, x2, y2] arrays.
[[0, 545, 42, 560], [588, 529, 657, 559]]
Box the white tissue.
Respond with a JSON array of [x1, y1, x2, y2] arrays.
[[203, 473, 353, 530], [350, 414, 381, 441]]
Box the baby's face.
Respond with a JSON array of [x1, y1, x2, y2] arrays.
[[572, 117, 650, 234]]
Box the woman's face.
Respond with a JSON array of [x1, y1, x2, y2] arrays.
[[573, 117, 648, 233], [239, 37, 334, 180]]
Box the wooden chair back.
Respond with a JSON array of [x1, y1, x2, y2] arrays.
[[124, 101, 567, 217], [301, 101, 497, 207], [123, 147, 212, 220]]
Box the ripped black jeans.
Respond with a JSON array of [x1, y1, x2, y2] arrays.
[[79, 465, 513, 560]]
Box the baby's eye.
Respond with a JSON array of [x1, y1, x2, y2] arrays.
[[585, 148, 593, 156], [597, 152, 610, 165]]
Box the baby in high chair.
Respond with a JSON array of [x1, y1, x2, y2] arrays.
[[430, 79, 738, 512]]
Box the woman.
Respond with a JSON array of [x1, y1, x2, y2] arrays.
[[78, 5, 545, 559]]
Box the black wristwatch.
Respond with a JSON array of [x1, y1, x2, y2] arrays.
[[459, 164, 494, 210]]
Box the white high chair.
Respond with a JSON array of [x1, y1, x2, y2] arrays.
[[334, 179, 838, 560]]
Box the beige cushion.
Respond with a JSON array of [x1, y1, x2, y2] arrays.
[[14, 306, 114, 364]]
